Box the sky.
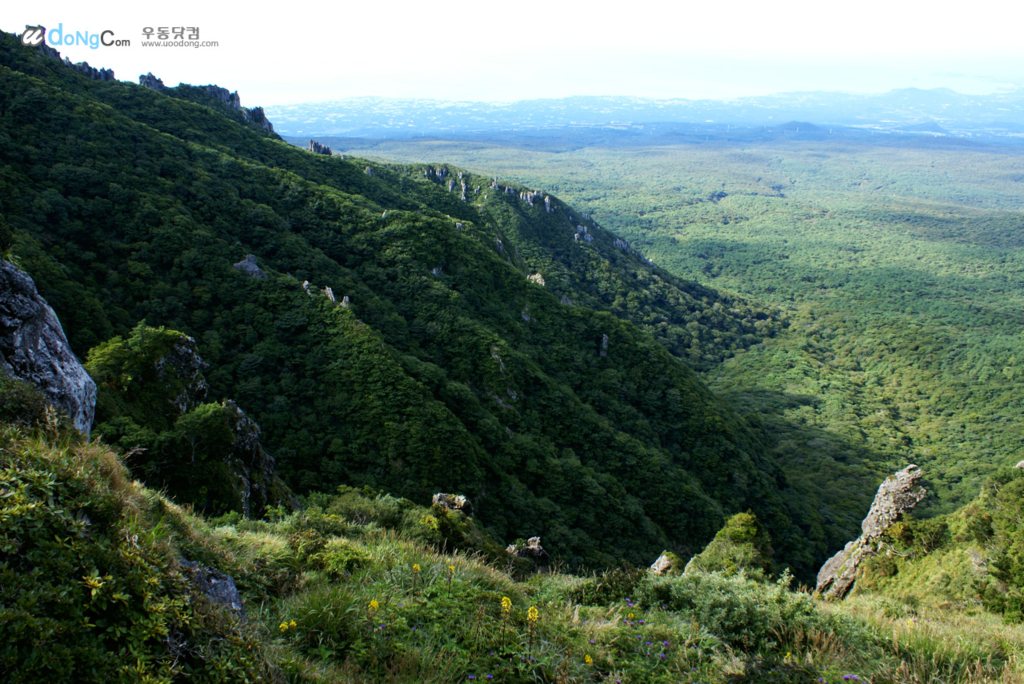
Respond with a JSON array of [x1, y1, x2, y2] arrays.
[[4, 0, 1024, 107]]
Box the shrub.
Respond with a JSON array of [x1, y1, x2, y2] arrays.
[[637, 571, 866, 652], [566, 566, 648, 606], [0, 373, 54, 426], [685, 511, 773, 579]]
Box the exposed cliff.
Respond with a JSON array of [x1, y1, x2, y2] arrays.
[[0, 260, 96, 433], [816, 465, 927, 599]]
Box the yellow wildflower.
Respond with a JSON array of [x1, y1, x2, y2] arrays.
[[289, 620, 297, 628], [413, 564, 421, 573], [501, 596, 512, 613], [585, 654, 593, 664], [448, 565, 455, 574], [369, 599, 380, 613], [279, 622, 289, 632], [527, 606, 539, 623]]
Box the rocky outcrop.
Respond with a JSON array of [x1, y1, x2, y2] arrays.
[[0, 260, 96, 433], [365, 166, 374, 177], [203, 85, 241, 109], [520, 190, 543, 207], [433, 492, 473, 516], [544, 196, 552, 213], [1016, 460, 1024, 469], [64, 57, 114, 81], [816, 465, 927, 599], [600, 334, 609, 357], [149, 337, 295, 516], [425, 166, 449, 180], [233, 254, 267, 279], [154, 336, 209, 415], [242, 106, 273, 132], [139, 72, 166, 91], [222, 400, 297, 517], [32, 38, 115, 81], [527, 273, 545, 286], [650, 551, 684, 576], [308, 140, 332, 155], [507, 537, 548, 565], [179, 559, 246, 621]]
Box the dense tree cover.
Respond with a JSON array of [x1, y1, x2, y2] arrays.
[[0, 35, 831, 574], [348, 134, 1024, 530]]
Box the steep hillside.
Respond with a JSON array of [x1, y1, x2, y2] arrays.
[[0, 34, 831, 574]]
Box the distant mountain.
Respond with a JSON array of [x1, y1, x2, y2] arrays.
[[265, 89, 1024, 143]]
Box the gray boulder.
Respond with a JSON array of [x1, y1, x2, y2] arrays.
[[179, 559, 246, 621], [815, 465, 926, 599], [0, 260, 96, 433]]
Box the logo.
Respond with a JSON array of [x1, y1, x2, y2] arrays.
[[21, 25, 46, 47]]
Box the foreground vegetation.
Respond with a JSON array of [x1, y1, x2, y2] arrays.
[[3, 404, 1023, 683]]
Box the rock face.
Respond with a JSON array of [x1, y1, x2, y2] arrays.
[[222, 400, 295, 517], [242, 106, 273, 132], [815, 465, 927, 599], [33, 39, 115, 81], [179, 560, 246, 621], [203, 85, 241, 109], [0, 260, 96, 433], [233, 254, 267, 279], [433, 492, 473, 516], [139, 72, 166, 91], [154, 336, 210, 415], [64, 57, 114, 81]]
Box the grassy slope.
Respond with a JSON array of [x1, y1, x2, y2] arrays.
[[2, 418, 1022, 683]]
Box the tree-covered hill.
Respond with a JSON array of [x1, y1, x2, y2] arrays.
[[0, 34, 836, 575]]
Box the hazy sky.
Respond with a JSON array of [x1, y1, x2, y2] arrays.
[[5, 0, 1023, 106]]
